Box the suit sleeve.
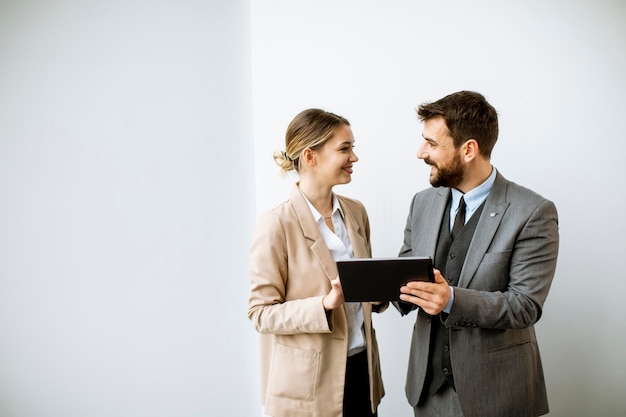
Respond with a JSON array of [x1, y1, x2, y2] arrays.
[[394, 195, 419, 316], [247, 211, 332, 335], [446, 199, 559, 329], [398, 195, 416, 258]]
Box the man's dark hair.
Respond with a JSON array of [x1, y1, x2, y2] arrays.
[[417, 91, 499, 158]]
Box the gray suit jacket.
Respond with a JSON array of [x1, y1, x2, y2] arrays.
[[399, 172, 559, 417]]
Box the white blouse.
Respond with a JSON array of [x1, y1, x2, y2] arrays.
[[302, 191, 366, 357]]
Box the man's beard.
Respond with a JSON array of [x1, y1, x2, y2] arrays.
[[425, 153, 465, 188]]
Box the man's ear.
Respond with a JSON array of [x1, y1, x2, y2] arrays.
[[463, 139, 479, 162]]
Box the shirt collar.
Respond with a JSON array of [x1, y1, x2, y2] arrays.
[[451, 166, 497, 211], [301, 190, 344, 223]]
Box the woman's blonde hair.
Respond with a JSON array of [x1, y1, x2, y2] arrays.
[[273, 108, 350, 172]]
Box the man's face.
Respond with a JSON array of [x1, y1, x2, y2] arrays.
[[417, 116, 465, 188]]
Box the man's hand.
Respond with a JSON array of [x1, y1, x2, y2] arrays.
[[399, 269, 451, 315]]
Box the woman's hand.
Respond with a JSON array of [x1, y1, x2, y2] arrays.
[[322, 277, 344, 310]]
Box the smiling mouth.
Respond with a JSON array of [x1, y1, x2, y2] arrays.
[[424, 160, 437, 171]]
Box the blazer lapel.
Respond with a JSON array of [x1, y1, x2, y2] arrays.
[[339, 199, 368, 259], [458, 173, 510, 288], [289, 185, 339, 281]]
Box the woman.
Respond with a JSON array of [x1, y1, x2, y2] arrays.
[[248, 109, 385, 417]]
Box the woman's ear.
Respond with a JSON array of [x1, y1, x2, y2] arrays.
[[301, 147, 316, 167]]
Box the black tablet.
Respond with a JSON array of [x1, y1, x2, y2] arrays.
[[337, 256, 434, 302]]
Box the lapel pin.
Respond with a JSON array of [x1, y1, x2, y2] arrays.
[[490, 212, 497, 217]]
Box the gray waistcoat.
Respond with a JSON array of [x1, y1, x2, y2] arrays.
[[424, 197, 485, 399]]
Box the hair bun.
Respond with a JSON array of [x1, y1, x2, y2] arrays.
[[273, 150, 295, 171], [281, 151, 293, 162]]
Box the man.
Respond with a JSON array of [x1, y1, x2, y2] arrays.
[[396, 91, 559, 417]]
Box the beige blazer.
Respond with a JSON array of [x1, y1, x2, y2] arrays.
[[248, 185, 385, 417]]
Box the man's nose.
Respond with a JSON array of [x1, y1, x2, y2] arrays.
[[416, 142, 427, 160]]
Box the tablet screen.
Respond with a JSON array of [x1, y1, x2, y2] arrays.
[[337, 256, 434, 302]]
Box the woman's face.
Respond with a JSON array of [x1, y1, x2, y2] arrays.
[[312, 124, 358, 187]]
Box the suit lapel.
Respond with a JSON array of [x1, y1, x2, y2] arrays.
[[458, 173, 510, 288], [420, 188, 449, 257]]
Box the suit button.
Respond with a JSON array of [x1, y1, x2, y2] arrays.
[[443, 368, 450, 375], [443, 345, 449, 352]]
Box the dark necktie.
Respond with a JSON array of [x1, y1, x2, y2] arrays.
[[451, 196, 466, 240]]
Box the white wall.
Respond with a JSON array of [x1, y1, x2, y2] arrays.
[[0, 1, 257, 416], [251, 1, 626, 416], [2, 1, 624, 416]]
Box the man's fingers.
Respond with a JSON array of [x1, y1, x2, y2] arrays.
[[433, 269, 446, 283]]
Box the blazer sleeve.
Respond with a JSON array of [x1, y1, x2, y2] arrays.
[[247, 211, 332, 335]]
